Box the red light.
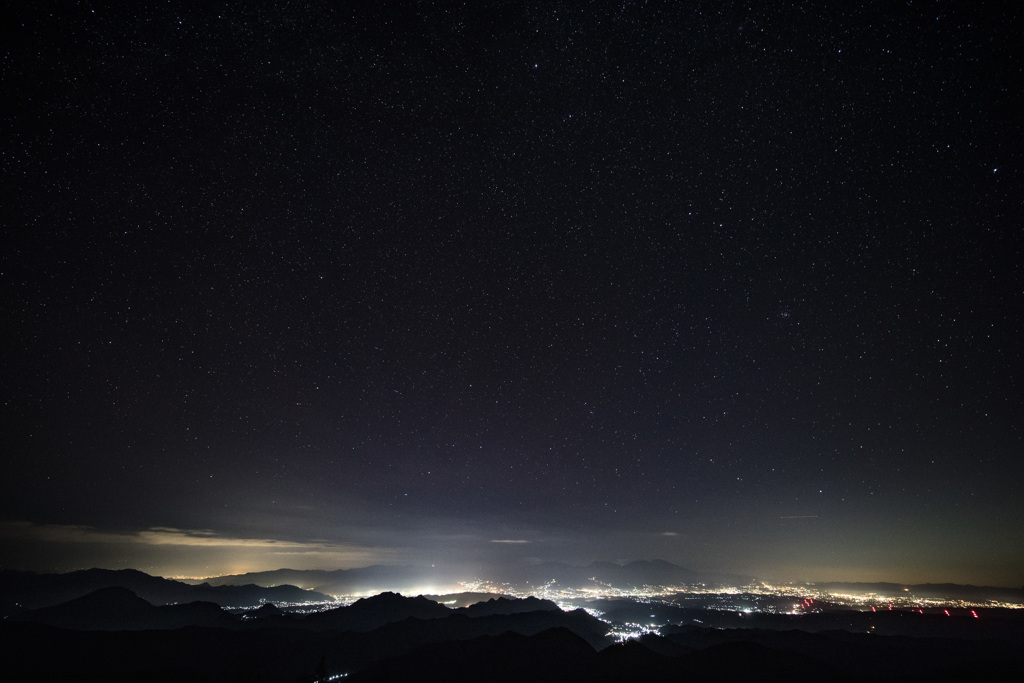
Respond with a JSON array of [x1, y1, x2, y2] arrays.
[[888, 605, 892, 610], [944, 610, 950, 616], [971, 610, 978, 619], [871, 606, 876, 612]]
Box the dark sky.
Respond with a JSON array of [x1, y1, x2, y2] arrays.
[[3, 1, 1022, 586]]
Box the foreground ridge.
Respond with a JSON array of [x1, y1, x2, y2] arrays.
[[2, 569, 1022, 681]]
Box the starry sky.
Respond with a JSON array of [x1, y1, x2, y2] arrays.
[[3, 1, 1022, 586]]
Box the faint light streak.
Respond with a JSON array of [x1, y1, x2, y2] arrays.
[[0, 520, 404, 575]]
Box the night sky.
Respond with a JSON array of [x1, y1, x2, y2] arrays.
[[3, 2, 1022, 586]]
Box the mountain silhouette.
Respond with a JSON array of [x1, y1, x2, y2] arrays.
[[300, 591, 452, 631], [422, 591, 510, 607], [11, 586, 235, 630], [190, 564, 435, 595], [185, 559, 754, 595], [249, 602, 283, 618], [457, 595, 560, 617], [348, 627, 597, 683], [0, 568, 330, 615], [495, 559, 750, 590], [358, 605, 613, 652], [3, 587, 1021, 682]]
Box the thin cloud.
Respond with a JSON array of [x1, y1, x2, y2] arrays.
[[0, 521, 397, 556], [0, 520, 418, 575]]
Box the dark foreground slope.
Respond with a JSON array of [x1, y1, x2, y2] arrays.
[[4, 587, 1021, 682], [7, 618, 1020, 683], [349, 631, 859, 683], [349, 627, 1020, 683], [2, 590, 612, 681]]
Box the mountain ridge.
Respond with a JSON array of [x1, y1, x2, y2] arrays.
[[11, 586, 236, 630], [0, 567, 331, 616], [186, 559, 753, 595]]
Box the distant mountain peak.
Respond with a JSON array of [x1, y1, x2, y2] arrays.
[[62, 585, 151, 608], [355, 590, 413, 604]]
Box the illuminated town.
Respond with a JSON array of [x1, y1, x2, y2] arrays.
[[230, 577, 1024, 644]]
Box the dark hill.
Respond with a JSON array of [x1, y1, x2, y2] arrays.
[[201, 581, 331, 606], [661, 625, 1023, 679], [422, 591, 509, 608], [187, 567, 339, 589], [190, 565, 438, 595], [301, 591, 451, 631], [11, 586, 236, 630], [457, 595, 559, 617], [361, 606, 612, 652], [236, 592, 609, 650], [249, 602, 283, 618], [0, 568, 329, 614], [348, 627, 596, 683], [683, 640, 847, 682], [4, 605, 1020, 682], [591, 639, 677, 681]]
